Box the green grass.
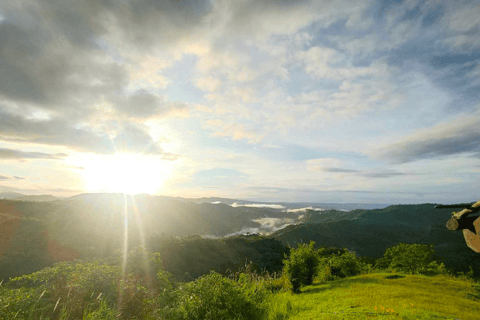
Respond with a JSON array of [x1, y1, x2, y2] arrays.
[[2, 266, 479, 319], [266, 273, 480, 320]]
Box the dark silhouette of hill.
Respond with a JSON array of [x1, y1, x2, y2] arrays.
[[271, 204, 479, 275]]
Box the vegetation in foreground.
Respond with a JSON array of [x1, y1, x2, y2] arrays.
[[0, 242, 479, 319]]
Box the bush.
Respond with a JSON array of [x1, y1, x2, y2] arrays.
[[379, 243, 437, 275], [283, 242, 319, 293], [327, 251, 362, 278], [316, 249, 364, 281], [2, 261, 119, 319], [418, 261, 449, 276], [173, 271, 266, 320]]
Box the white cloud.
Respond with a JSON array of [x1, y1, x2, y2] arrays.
[[366, 110, 480, 164], [195, 77, 222, 92], [286, 207, 325, 213], [446, 3, 480, 32], [231, 202, 286, 209]]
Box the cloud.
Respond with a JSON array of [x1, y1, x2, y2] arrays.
[[231, 202, 286, 209], [112, 91, 165, 119], [361, 170, 407, 178], [225, 217, 297, 236], [305, 158, 409, 178], [195, 77, 222, 92], [0, 111, 175, 156], [306, 158, 350, 171], [0, 0, 206, 155], [0, 148, 68, 160], [111, 90, 190, 119], [439, 1, 480, 51], [322, 168, 361, 173], [0, 22, 126, 115], [211, 0, 373, 40], [445, 2, 480, 32], [367, 113, 480, 164], [294, 48, 403, 116], [207, 121, 264, 144], [0, 173, 25, 180], [286, 207, 325, 213], [0, 174, 12, 180]]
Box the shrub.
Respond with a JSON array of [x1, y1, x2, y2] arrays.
[[327, 251, 362, 278], [316, 249, 364, 281], [173, 271, 266, 320], [283, 242, 319, 293], [380, 243, 437, 275], [418, 261, 449, 276]]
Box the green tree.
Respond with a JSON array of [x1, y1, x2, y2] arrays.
[[380, 243, 436, 275], [283, 241, 319, 293]]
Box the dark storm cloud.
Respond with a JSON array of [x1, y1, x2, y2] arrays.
[[369, 117, 480, 164], [0, 148, 68, 160]]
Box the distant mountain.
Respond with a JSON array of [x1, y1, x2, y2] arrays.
[[271, 204, 479, 275], [0, 193, 303, 257], [0, 192, 59, 201], [1, 194, 478, 282], [13, 194, 59, 202], [0, 192, 24, 199], [185, 197, 391, 211]]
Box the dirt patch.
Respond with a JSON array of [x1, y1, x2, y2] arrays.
[[385, 275, 405, 279]]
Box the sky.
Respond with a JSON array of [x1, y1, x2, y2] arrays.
[[0, 0, 479, 204]]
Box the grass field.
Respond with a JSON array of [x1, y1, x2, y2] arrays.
[[265, 273, 480, 320]]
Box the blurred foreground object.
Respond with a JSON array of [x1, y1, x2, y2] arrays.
[[435, 201, 480, 252]]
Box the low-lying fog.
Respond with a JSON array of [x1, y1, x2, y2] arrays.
[[204, 200, 389, 238]]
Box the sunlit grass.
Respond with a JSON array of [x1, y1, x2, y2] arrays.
[[268, 273, 479, 320]]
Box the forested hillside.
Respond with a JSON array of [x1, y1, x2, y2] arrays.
[[1, 196, 478, 282], [272, 204, 479, 275]]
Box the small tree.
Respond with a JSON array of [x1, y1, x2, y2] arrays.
[[283, 241, 319, 293], [381, 243, 436, 275]]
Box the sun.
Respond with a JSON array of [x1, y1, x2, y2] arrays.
[[70, 153, 174, 195]]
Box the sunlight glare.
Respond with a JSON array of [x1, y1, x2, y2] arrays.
[[70, 153, 175, 195]]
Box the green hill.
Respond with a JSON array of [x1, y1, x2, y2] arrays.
[[268, 273, 480, 320], [271, 204, 480, 276]]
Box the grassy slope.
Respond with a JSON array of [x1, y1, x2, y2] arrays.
[[267, 273, 480, 320]]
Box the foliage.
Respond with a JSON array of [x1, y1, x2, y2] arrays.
[[378, 243, 438, 275], [315, 247, 367, 282], [172, 271, 267, 320], [283, 241, 319, 293], [1, 260, 120, 319], [323, 250, 363, 279], [149, 234, 287, 281]]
